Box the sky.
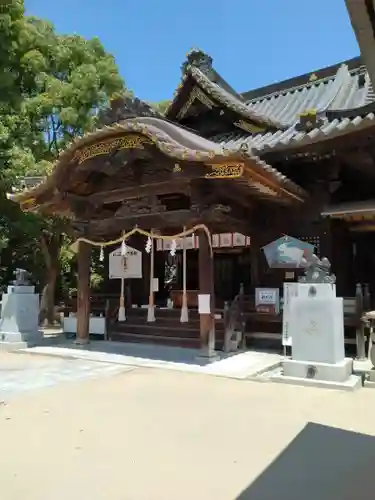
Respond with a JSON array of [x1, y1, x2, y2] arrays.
[[25, 0, 360, 103]]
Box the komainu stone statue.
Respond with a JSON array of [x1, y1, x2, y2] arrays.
[[298, 254, 336, 284], [12, 268, 30, 286]]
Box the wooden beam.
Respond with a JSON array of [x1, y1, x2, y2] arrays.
[[88, 209, 193, 235], [350, 223, 375, 232], [215, 182, 254, 211], [76, 205, 249, 237], [87, 180, 191, 204]]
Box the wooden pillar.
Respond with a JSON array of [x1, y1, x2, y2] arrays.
[[198, 229, 216, 356], [147, 233, 156, 322], [250, 234, 260, 290], [76, 241, 91, 344]]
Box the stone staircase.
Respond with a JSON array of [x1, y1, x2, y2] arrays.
[[109, 307, 225, 349]]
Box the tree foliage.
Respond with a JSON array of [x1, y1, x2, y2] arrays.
[[0, 0, 125, 322], [150, 100, 171, 115]]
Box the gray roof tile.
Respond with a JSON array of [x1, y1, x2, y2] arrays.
[[208, 64, 375, 154], [210, 112, 375, 154], [245, 64, 374, 127]]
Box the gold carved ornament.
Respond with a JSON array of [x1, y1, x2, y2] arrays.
[[234, 120, 266, 134], [20, 198, 37, 211], [73, 134, 152, 165], [204, 163, 244, 179], [177, 86, 216, 119]]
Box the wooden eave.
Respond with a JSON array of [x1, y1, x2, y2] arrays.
[[166, 66, 283, 133], [8, 116, 307, 216], [321, 200, 375, 221], [345, 0, 375, 89]]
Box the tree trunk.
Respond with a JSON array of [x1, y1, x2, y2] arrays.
[[39, 266, 58, 325], [39, 232, 61, 326]]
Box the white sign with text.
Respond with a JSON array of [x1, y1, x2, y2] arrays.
[[109, 246, 142, 279], [255, 288, 280, 314]]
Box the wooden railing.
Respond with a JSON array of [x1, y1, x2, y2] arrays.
[[223, 283, 245, 352]]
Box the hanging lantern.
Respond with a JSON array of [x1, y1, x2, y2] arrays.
[[121, 238, 127, 256], [99, 246, 104, 261], [145, 236, 152, 254], [170, 239, 177, 257]]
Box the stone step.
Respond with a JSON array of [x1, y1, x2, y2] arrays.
[[109, 332, 201, 349], [126, 307, 224, 319], [111, 322, 225, 340], [119, 315, 225, 331], [109, 331, 225, 350], [112, 323, 200, 339]]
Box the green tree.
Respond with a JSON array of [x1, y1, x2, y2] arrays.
[[1, 1, 125, 323], [150, 100, 171, 115]]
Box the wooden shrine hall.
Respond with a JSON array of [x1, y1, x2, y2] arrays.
[[9, 0, 375, 352]]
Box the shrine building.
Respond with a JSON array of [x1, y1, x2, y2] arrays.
[[8, 0, 375, 352]]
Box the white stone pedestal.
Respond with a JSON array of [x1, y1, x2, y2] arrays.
[[291, 295, 345, 365], [0, 285, 41, 349], [283, 358, 353, 383], [272, 283, 361, 391]]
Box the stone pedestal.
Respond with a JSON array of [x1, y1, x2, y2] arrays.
[[273, 283, 360, 390], [0, 285, 41, 349], [290, 293, 345, 364]]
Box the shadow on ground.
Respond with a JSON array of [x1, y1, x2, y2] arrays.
[[236, 422, 375, 500], [41, 336, 233, 366]]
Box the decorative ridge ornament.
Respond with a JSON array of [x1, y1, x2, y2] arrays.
[[98, 95, 163, 126], [181, 48, 213, 75], [296, 109, 324, 133], [298, 254, 336, 284]]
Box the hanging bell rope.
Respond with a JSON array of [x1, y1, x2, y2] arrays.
[[71, 224, 213, 256]]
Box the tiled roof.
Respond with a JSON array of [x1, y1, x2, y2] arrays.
[[245, 63, 375, 127], [8, 116, 307, 209], [189, 67, 284, 129], [209, 64, 375, 154], [166, 65, 284, 129], [210, 111, 375, 154]]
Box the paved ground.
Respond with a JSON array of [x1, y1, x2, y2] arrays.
[[23, 340, 282, 379], [0, 352, 131, 400], [1, 351, 375, 499]]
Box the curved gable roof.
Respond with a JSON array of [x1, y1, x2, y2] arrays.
[[166, 51, 284, 130]]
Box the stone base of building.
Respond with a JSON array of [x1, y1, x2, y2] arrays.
[[283, 357, 353, 383], [195, 347, 220, 363], [271, 357, 361, 391], [0, 330, 42, 347], [0, 340, 28, 351], [271, 372, 361, 391]]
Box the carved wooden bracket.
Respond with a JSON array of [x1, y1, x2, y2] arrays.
[[114, 196, 166, 217]]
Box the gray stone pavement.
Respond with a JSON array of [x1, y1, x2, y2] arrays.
[[0, 352, 131, 400]]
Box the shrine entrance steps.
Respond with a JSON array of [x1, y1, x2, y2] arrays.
[[109, 308, 225, 350]]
